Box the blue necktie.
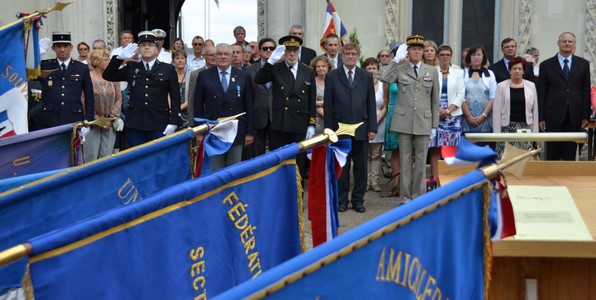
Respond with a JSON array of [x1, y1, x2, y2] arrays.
[[221, 71, 228, 92], [563, 59, 569, 80], [61, 63, 66, 71]]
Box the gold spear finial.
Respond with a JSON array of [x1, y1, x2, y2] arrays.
[[0, 1, 78, 32], [298, 122, 363, 150]]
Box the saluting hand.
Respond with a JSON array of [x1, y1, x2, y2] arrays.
[[118, 43, 138, 61], [39, 38, 51, 56], [267, 45, 286, 65], [393, 44, 408, 64]]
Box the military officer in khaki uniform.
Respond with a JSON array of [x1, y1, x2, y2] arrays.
[[380, 34, 439, 202]]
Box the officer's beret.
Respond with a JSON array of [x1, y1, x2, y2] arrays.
[[52, 32, 72, 44], [151, 29, 167, 39], [278, 35, 302, 50], [138, 31, 157, 44], [406, 34, 425, 48]]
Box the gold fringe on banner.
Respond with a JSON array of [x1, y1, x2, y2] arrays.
[[21, 265, 34, 300], [295, 164, 305, 253], [482, 183, 492, 300]]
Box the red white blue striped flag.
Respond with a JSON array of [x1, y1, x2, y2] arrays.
[[307, 139, 350, 247], [319, 0, 348, 51]]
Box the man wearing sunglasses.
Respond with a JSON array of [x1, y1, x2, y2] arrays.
[[243, 38, 277, 160], [188, 36, 206, 72]]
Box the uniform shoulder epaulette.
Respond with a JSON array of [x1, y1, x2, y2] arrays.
[[42, 59, 56, 63]]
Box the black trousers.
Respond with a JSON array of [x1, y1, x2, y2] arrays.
[[269, 130, 306, 180], [546, 109, 581, 161], [339, 138, 368, 206]]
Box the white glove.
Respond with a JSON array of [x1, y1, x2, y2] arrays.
[[393, 43, 408, 63], [118, 43, 138, 60], [112, 118, 124, 132], [163, 124, 177, 136], [431, 128, 437, 137], [267, 45, 286, 65], [39, 38, 51, 56], [79, 127, 90, 143], [305, 126, 315, 139]]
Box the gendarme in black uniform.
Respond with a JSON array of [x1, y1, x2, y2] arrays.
[[37, 32, 94, 129], [103, 31, 180, 146]]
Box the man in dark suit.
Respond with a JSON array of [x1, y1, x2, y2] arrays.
[[254, 35, 317, 177], [37, 32, 94, 129], [538, 32, 591, 160], [489, 37, 535, 83], [321, 33, 343, 69], [243, 38, 276, 160], [194, 43, 254, 170], [324, 43, 377, 213], [289, 25, 317, 65], [103, 31, 180, 147]]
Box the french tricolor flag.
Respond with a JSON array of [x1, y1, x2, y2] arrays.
[[194, 119, 238, 177], [319, 0, 348, 51], [441, 137, 497, 167], [307, 139, 351, 247]]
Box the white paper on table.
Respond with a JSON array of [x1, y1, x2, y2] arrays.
[[507, 185, 592, 241]]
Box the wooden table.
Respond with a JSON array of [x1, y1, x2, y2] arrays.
[[439, 161, 596, 299]]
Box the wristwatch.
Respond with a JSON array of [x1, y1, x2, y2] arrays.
[[481, 112, 488, 118]]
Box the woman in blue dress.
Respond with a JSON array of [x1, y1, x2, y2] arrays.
[[461, 44, 497, 149]]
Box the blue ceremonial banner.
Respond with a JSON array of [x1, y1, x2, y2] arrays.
[[217, 170, 492, 299], [0, 123, 74, 179], [25, 144, 303, 299], [0, 21, 29, 137], [0, 130, 194, 290]]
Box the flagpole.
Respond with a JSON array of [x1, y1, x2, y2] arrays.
[[297, 122, 362, 151], [480, 148, 542, 180], [0, 0, 78, 32]]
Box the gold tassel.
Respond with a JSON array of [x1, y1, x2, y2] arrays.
[[295, 164, 305, 253], [482, 183, 492, 300], [21, 264, 34, 300]]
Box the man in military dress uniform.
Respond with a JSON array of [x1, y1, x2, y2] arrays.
[[103, 31, 180, 147], [254, 35, 317, 177], [36, 32, 94, 129], [380, 34, 440, 202]]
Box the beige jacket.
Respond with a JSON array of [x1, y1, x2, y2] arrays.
[[493, 79, 539, 132]]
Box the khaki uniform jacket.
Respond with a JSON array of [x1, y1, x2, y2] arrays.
[[380, 61, 439, 135]]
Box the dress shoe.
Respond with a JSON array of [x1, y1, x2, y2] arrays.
[[353, 203, 366, 213], [338, 203, 348, 212]]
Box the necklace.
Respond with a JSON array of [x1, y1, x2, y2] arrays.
[[510, 81, 524, 88]]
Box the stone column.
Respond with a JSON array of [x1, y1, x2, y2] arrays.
[[585, 0, 596, 85], [263, 0, 306, 41]]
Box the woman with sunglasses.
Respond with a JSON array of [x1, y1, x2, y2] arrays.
[[76, 42, 90, 64]]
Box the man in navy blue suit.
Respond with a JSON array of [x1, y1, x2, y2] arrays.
[[37, 32, 94, 129], [324, 43, 377, 213], [194, 43, 254, 170], [538, 32, 591, 160]]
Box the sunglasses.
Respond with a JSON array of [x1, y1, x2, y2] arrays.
[[261, 46, 275, 51], [192, 43, 204, 46]]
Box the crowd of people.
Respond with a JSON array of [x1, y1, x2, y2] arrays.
[[28, 26, 592, 213]]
